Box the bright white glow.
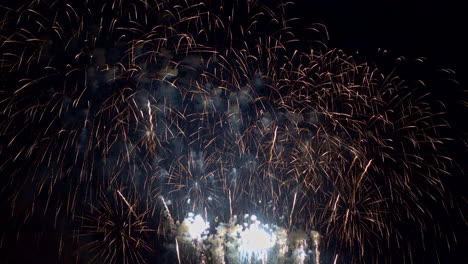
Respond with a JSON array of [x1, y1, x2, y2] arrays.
[[175, 213, 320, 263], [187, 214, 209, 240], [239, 220, 276, 261]]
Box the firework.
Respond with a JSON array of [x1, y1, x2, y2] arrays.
[[172, 213, 319, 264], [0, 0, 465, 263], [76, 188, 154, 264]]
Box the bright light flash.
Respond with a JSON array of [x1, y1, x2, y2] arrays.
[[176, 213, 319, 263], [187, 214, 209, 239], [239, 217, 276, 261]]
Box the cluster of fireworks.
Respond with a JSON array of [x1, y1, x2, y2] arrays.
[[171, 213, 320, 264], [0, 0, 465, 263]]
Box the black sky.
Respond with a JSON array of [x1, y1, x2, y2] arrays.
[[293, 1, 468, 89]]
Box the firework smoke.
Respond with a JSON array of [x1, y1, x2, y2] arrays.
[[171, 213, 319, 264], [0, 0, 465, 263]]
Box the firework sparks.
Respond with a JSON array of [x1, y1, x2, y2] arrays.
[[0, 0, 465, 263], [173, 213, 319, 264]]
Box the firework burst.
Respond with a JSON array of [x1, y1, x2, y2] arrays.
[[76, 188, 154, 264], [0, 0, 465, 263]]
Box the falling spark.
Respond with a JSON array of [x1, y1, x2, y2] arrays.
[[0, 0, 464, 263]]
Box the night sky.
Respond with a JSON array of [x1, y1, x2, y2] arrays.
[[294, 0, 468, 126], [0, 0, 467, 263]]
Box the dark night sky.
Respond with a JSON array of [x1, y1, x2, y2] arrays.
[[293, 1, 468, 66], [294, 1, 468, 87], [292, 2, 467, 82], [295, 0, 468, 83]]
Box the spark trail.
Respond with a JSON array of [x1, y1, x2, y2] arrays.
[[0, 0, 465, 263]]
